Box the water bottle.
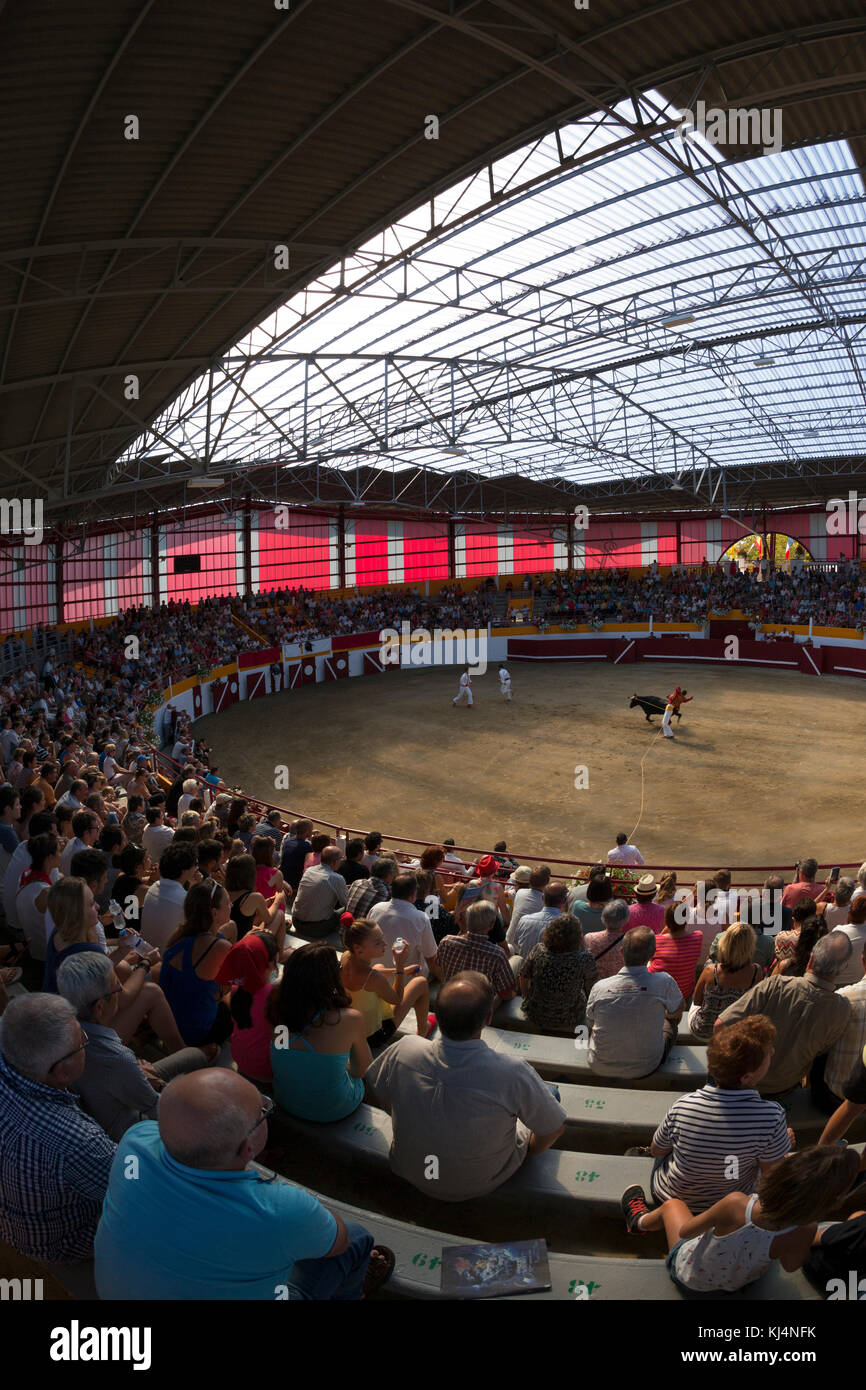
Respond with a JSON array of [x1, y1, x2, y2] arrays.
[[113, 900, 155, 956]]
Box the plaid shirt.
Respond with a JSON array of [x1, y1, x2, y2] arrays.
[[437, 932, 515, 997], [826, 977, 866, 1098], [0, 1050, 116, 1263], [346, 875, 391, 920]]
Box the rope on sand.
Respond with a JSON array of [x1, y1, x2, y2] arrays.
[[626, 723, 666, 845]]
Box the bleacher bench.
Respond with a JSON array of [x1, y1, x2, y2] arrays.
[[481, 1024, 707, 1089], [495, 995, 706, 1047], [252, 1164, 820, 1301], [552, 1081, 866, 1153]]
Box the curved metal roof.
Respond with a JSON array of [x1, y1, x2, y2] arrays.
[[2, 0, 865, 522]]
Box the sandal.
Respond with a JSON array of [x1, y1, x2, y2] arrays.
[[0, 967, 22, 986], [361, 1245, 395, 1298]]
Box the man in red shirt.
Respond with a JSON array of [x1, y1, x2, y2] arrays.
[[662, 686, 693, 740], [781, 858, 828, 910]]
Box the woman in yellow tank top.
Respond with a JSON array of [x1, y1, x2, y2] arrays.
[[340, 919, 436, 1044]]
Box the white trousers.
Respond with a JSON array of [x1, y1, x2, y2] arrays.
[[500, 683, 512, 701], [662, 704, 675, 737], [453, 686, 473, 706]]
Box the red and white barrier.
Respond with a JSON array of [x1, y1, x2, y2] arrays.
[[290, 659, 317, 689], [210, 676, 239, 712], [324, 654, 349, 680]]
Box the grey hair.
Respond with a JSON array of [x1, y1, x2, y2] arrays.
[[835, 876, 856, 907], [0, 994, 78, 1079], [182, 779, 198, 794], [810, 931, 853, 978], [601, 898, 629, 931], [466, 900, 497, 933], [162, 1097, 253, 1170], [57, 951, 114, 1020], [858, 862, 866, 890]]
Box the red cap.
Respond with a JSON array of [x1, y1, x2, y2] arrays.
[[475, 854, 499, 878], [216, 934, 271, 994], [339, 911, 354, 928]]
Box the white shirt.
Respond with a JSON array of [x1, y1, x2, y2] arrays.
[[59, 836, 90, 875], [512, 904, 561, 959], [142, 823, 175, 859], [16, 876, 60, 962], [499, 669, 510, 685], [2, 840, 33, 927], [140, 877, 189, 952], [607, 844, 645, 866], [506, 887, 543, 945], [459, 673, 471, 689], [367, 898, 438, 976], [830, 925, 866, 989]]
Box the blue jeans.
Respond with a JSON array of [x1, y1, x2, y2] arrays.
[[546, 1083, 561, 1102], [286, 1220, 374, 1300]]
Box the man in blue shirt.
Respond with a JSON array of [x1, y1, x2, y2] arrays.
[[0, 786, 21, 876], [95, 1069, 392, 1299]]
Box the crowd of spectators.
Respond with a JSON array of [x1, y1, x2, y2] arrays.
[[542, 556, 866, 629], [234, 582, 492, 647], [4, 563, 866, 1301]]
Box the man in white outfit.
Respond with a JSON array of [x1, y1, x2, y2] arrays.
[[498, 667, 512, 701], [452, 670, 473, 707]]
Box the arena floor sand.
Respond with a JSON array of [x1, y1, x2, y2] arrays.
[[193, 661, 866, 873]]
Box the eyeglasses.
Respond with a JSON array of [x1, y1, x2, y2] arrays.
[[239, 1095, 274, 1150], [87, 983, 124, 1009], [50, 1028, 89, 1071]]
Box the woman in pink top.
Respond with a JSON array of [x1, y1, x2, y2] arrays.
[[303, 832, 333, 872], [217, 930, 281, 1082], [252, 834, 285, 900], [647, 904, 704, 1004]]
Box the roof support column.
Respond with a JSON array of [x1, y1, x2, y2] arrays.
[[337, 506, 346, 591], [55, 535, 64, 625], [242, 499, 252, 597], [150, 517, 160, 609]]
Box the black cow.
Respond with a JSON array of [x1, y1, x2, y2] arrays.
[[629, 693, 681, 724]]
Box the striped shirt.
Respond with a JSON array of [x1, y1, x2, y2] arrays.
[[650, 1086, 790, 1213], [825, 977, 866, 1099], [0, 1050, 116, 1263]]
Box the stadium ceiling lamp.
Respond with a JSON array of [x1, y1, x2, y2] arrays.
[[669, 477, 685, 490], [753, 357, 776, 367], [660, 312, 697, 329], [442, 446, 467, 456], [187, 476, 225, 488]]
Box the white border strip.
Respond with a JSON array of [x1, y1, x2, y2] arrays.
[[509, 653, 609, 661], [802, 649, 821, 675], [643, 654, 797, 667], [831, 664, 866, 676], [613, 640, 636, 664]]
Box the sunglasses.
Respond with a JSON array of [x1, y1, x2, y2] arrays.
[[239, 1095, 275, 1150]]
